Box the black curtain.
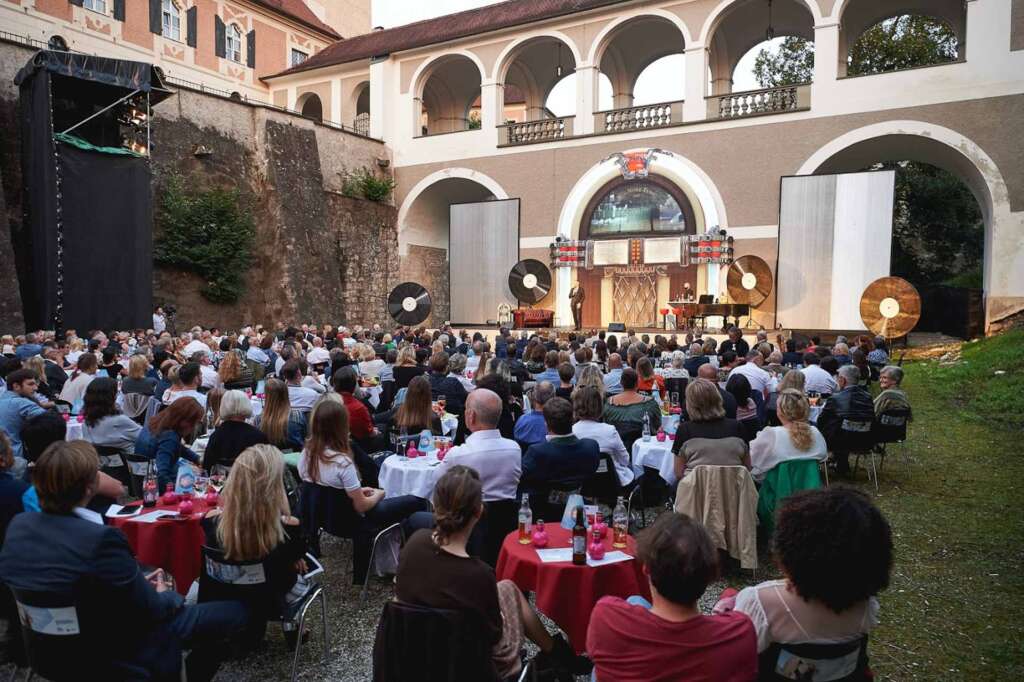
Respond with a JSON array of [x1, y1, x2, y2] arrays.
[[56, 143, 152, 332]]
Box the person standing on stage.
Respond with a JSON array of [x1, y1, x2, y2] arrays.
[[569, 283, 585, 331]]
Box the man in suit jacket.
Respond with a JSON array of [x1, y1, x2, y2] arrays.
[[0, 441, 248, 681], [521, 397, 599, 496]]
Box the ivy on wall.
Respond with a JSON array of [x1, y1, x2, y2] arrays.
[[154, 175, 256, 304]]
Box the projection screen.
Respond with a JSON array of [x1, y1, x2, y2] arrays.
[[449, 199, 520, 326], [777, 170, 895, 331]]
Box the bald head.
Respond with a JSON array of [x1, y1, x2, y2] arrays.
[[608, 353, 622, 369], [697, 363, 718, 381], [466, 388, 502, 431]]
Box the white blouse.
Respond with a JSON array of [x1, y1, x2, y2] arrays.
[[571, 420, 633, 486], [749, 425, 827, 482]]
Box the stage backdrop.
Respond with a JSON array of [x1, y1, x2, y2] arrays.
[[449, 199, 520, 326], [776, 171, 895, 331]]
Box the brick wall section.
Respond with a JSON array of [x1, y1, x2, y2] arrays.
[[329, 193, 399, 327], [399, 246, 450, 327], [122, 0, 154, 51]]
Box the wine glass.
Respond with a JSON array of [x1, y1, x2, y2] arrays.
[[193, 475, 208, 496], [209, 465, 229, 493]]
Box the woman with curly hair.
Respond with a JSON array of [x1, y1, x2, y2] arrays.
[[723, 487, 892, 661]]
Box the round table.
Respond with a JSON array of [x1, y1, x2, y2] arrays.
[[378, 453, 444, 499], [495, 526, 650, 653], [109, 498, 214, 595], [632, 438, 677, 486]]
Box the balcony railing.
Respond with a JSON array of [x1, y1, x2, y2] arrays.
[[595, 100, 683, 135], [499, 116, 574, 146], [707, 83, 811, 120]]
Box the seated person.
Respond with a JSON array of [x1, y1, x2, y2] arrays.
[[201, 444, 306, 650], [122, 354, 158, 396], [684, 343, 710, 378], [0, 432, 27, 547], [331, 367, 378, 444], [256, 378, 306, 451], [0, 440, 247, 681], [520, 397, 599, 496], [392, 345, 427, 390], [427, 352, 469, 417], [0, 368, 47, 467], [780, 338, 804, 367], [602, 368, 662, 436], [202, 390, 269, 471], [722, 488, 891, 668], [764, 369, 804, 427], [164, 362, 208, 408], [587, 512, 757, 682], [80, 377, 142, 452], [874, 365, 911, 417], [571, 386, 633, 488], [280, 360, 319, 413], [298, 399, 425, 585], [434, 389, 521, 502], [671, 379, 750, 483], [635, 357, 665, 396], [375, 375, 442, 443], [749, 390, 827, 482], [474, 373, 520, 441], [816, 365, 875, 474], [800, 353, 838, 396], [531, 350, 561, 384], [555, 362, 575, 401], [395, 465, 591, 680], [513, 381, 554, 450], [135, 397, 205, 491]]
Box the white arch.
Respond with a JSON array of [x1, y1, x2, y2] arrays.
[[697, 0, 823, 45], [408, 49, 487, 97], [585, 9, 693, 66], [396, 167, 511, 236], [491, 30, 585, 83], [553, 149, 730, 323]]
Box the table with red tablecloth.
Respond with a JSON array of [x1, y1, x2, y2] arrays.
[[495, 526, 650, 653], [109, 498, 215, 595]]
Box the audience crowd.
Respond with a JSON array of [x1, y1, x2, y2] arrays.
[[0, 318, 904, 680]]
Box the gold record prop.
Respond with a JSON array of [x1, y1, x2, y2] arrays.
[[726, 255, 773, 306], [859, 277, 921, 339]]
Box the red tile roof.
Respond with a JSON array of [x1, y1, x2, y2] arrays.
[[266, 0, 632, 79], [250, 0, 341, 40]]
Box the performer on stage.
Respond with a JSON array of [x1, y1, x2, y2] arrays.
[[569, 283, 585, 331]]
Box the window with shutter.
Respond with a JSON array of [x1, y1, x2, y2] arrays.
[[186, 6, 197, 48], [246, 29, 256, 68], [215, 16, 226, 59], [149, 0, 162, 35], [113, 0, 125, 22]]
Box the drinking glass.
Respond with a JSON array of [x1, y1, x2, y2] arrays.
[[193, 475, 208, 496], [437, 394, 447, 413]]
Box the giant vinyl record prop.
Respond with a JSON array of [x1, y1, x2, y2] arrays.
[[860, 277, 921, 338], [388, 282, 432, 325], [508, 259, 552, 304], [726, 255, 773, 307]]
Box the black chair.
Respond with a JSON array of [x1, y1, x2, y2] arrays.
[[664, 376, 688, 404], [297, 481, 359, 558], [372, 601, 501, 682], [830, 418, 878, 490], [613, 422, 644, 455], [198, 546, 327, 682], [93, 445, 131, 490], [480, 499, 519, 568], [527, 480, 582, 523], [874, 408, 911, 474], [581, 453, 622, 508], [758, 635, 871, 681]]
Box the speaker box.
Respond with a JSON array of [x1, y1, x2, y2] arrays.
[[608, 323, 626, 332]]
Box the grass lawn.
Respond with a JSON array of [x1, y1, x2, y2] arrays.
[[860, 330, 1024, 679]]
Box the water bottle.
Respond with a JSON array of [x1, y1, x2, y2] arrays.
[[142, 460, 158, 508], [642, 412, 651, 442], [518, 495, 533, 544], [612, 496, 628, 549]]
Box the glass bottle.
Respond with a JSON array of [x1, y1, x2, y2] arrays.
[[518, 494, 533, 544], [612, 496, 628, 549], [572, 506, 587, 565], [142, 460, 158, 508], [642, 412, 652, 442]]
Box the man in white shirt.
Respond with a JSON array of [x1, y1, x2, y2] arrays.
[[306, 337, 331, 366], [192, 351, 220, 390], [182, 331, 210, 358], [152, 307, 166, 335], [166, 362, 207, 408], [434, 389, 521, 501], [728, 352, 772, 398], [801, 353, 838, 395], [280, 360, 319, 412]]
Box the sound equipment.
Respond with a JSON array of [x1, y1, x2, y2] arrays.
[[508, 259, 552, 304], [608, 323, 626, 332], [387, 282, 432, 326], [726, 255, 773, 307], [859, 276, 921, 339]]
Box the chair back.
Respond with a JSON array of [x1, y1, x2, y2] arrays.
[[10, 587, 96, 681], [673, 465, 759, 569], [120, 393, 152, 422], [529, 480, 583, 523], [873, 409, 910, 445], [833, 417, 876, 453], [372, 601, 500, 682], [581, 453, 621, 507], [480, 499, 519, 567], [756, 459, 823, 536], [613, 422, 644, 454], [298, 481, 360, 552], [93, 445, 131, 488], [197, 545, 273, 609], [664, 376, 688, 403], [759, 634, 870, 681]]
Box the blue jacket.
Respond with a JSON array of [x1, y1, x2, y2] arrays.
[[513, 411, 547, 449], [521, 435, 600, 495], [135, 429, 200, 491], [532, 368, 560, 384], [0, 392, 46, 460], [0, 511, 185, 678]]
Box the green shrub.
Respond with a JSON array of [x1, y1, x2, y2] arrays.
[[340, 167, 395, 203], [154, 175, 256, 304]]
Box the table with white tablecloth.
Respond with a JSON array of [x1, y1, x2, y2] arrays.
[[378, 453, 444, 499], [65, 420, 84, 441], [631, 437, 678, 487]]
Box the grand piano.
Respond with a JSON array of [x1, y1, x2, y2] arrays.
[[669, 299, 750, 330]]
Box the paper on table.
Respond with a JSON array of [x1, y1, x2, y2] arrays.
[[535, 548, 574, 563], [104, 504, 141, 518], [586, 551, 634, 567], [132, 510, 179, 524]]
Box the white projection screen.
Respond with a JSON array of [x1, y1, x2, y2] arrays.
[[777, 171, 895, 331], [449, 199, 520, 325]]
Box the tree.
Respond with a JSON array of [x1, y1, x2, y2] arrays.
[[753, 14, 980, 288]]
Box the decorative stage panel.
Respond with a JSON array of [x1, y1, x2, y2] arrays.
[[449, 199, 520, 325]]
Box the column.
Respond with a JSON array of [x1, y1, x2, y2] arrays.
[[682, 45, 707, 122], [574, 64, 598, 134], [369, 60, 386, 139], [479, 81, 503, 147], [813, 21, 841, 84], [329, 78, 341, 125]]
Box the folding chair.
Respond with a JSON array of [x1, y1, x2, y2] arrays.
[[874, 409, 911, 475], [360, 522, 405, 604]]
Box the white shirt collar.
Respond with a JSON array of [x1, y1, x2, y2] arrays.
[[73, 506, 104, 525], [467, 429, 501, 441]]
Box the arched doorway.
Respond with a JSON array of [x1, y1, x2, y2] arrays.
[[397, 170, 510, 325], [297, 93, 323, 121], [798, 122, 1021, 331], [416, 54, 483, 136]]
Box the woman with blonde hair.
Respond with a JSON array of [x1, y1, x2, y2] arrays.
[[256, 378, 305, 451], [357, 344, 385, 378], [575, 363, 606, 400], [122, 354, 157, 396], [23, 356, 56, 404], [749, 389, 827, 482], [298, 400, 425, 585], [392, 344, 426, 389], [200, 443, 306, 649], [765, 369, 806, 426]]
